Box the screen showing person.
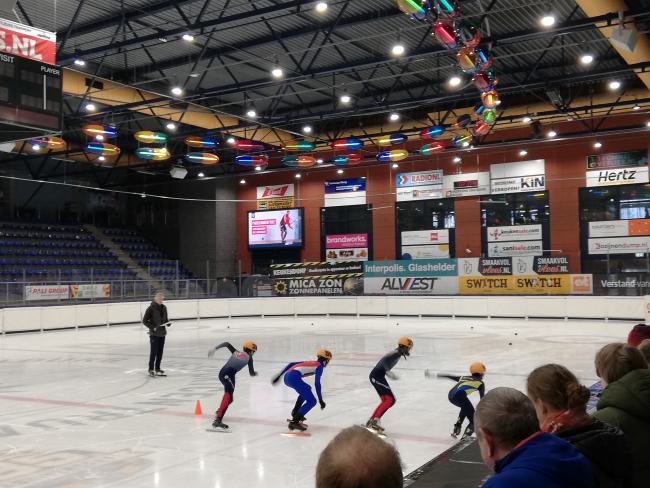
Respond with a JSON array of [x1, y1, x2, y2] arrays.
[[248, 208, 304, 248]]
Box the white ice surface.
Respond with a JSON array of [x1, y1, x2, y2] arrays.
[[0, 315, 630, 487]]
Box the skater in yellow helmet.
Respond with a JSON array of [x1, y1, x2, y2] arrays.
[[442, 362, 486, 439]]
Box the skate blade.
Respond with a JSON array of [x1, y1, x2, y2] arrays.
[[363, 426, 387, 438], [281, 431, 311, 437], [206, 428, 231, 433]]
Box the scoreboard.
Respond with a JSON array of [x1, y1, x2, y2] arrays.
[[0, 52, 62, 142]]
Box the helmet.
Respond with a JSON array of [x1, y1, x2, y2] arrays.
[[398, 337, 413, 350], [317, 349, 333, 363], [470, 362, 486, 375], [243, 341, 257, 354]]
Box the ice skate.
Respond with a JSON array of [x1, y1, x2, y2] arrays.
[[206, 417, 231, 433], [155, 369, 166, 376], [462, 424, 474, 438], [148, 370, 155, 377], [365, 418, 385, 433], [451, 421, 462, 438]]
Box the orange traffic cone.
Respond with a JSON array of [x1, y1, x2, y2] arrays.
[[194, 400, 203, 416]]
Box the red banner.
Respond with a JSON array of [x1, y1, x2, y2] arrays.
[[0, 18, 56, 64]]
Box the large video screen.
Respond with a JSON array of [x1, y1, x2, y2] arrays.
[[248, 208, 304, 248]]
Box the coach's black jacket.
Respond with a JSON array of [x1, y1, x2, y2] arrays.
[[143, 301, 168, 337]]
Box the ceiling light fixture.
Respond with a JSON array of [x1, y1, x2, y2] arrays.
[[391, 43, 405, 56], [547, 130, 557, 138], [608, 80, 621, 90], [315, 2, 328, 13], [271, 67, 284, 78], [389, 112, 400, 121], [182, 33, 194, 42], [198, 172, 205, 177], [171, 86, 183, 96], [340, 94, 351, 104], [31, 144, 40, 151], [633, 104, 641, 111], [227, 137, 236, 144], [316, 158, 324, 164], [166, 122, 177, 130], [98, 156, 106, 162], [337, 169, 344, 174], [95, 135, 104, 141], [254, 166, 262, 171], [519, 149, 528, 156], [246, 109, 257, 118], [448, 75, 462, 87], [295, 173, 302, 179], [522, 116, 532, 124], [85, 103, 96, 111], [239, 179, 246, 184], [73, 58, 85, 66], [540, 14, 556, 28], [594, 141, 602, 149], [453, 156, 462, 163], [303, 125, 312, 134], [580, 53, 594, 65], [392, 163, 399, 169]]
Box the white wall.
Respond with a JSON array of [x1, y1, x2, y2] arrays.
[[0, 296, 644, 333]]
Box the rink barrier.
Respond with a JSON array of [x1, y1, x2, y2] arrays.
[[0, 295, 644, 334]]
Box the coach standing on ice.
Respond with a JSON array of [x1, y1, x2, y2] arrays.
[[143, 292, 169, 377]]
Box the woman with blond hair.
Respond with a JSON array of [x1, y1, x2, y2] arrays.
[[527, 364, 631, 487]]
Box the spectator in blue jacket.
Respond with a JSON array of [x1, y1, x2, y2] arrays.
[[475, 387, 594, 488]]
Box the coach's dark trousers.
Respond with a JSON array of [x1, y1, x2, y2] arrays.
[[149, 336, 165, 371]]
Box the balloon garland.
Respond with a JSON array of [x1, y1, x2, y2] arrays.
[[400, 0, 500, 144]]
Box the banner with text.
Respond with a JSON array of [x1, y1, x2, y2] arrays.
[[0, 18, 56, 64], [490, 159, 546, 194], [443, 172, 491, 198], [459, 274, 592, 295], [487, 224, 542, 242], [24, 285, 69, 301], [364, 259, 458, 295], [401, 229, 450, 259], [586, 167, 649, 188], [488, 241, 544, 257], [271, 262, 363, 296], [587, 150, 647, 170], [589, 219, 650, 238], [588, 236, 650, 255], [70, 284, 111, 299], [325, 234, 368, 262], [324, 178, 366, 207], [256, 184, 295, 210], [396, 170, 444, 201]]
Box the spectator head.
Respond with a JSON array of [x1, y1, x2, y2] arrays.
[[639, 339, 650, 364], [474, 387, 539, 471], [595, 343, 647, 385], [526, 364, 591, 424], [316, 426, 403, 488], [154, 292, 165, 304]]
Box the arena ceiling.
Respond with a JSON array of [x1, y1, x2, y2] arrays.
[[3, 0, 650, 185]]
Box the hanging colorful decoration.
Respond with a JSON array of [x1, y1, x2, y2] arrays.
[[419, 142, 445, 155], [376, 133, 408, 146], [432, 0, 459, 17], [185, 152, 220, 165], [482, 109, 498, 125], [184, 136, 217, 149], [29, 136, 66, 150], [136, 147, 171, 161], [455, 114, 472, 128], [331, 138, 364, 150], [472, 121, 490, 136], [82, 124, 117, 139], [377, 149, 409, 162], [432, 21, 458, 49], [332, 153, 363, 166], [395, 0, 501, 143], [420, 125, 445, 139], [234, 139, 264, 151], [455, 21, 480, 47], [134, 131, 167, 144], [283, 141, 316, 152], [452, 133, 472, 147], [235, 154, 269, 167], [85, 142, 120, 155], [282, 155, 316, 168]]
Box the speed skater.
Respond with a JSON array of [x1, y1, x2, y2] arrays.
[[365, 337, 413, 433], [207, 340, 258, 430], [271, 349, 332, 432], [441, 362, 486, 438]]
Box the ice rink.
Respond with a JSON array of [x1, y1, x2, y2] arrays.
[[0, 314, 630, 487]]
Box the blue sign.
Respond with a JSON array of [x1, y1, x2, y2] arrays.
[[364, 259, 458, 277], [325, 178, 366, 194]]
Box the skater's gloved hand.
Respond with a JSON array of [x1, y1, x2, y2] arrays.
[[319, 400, 326, 410], [386, 371, 399, 380], [207, 348, 216, 358]]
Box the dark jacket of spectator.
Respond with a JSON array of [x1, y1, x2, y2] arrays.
[[594, 369, 650, 488], [556, 419, 631, 488], [483, 432, 594, 488], [143, 301, 168, 337]]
